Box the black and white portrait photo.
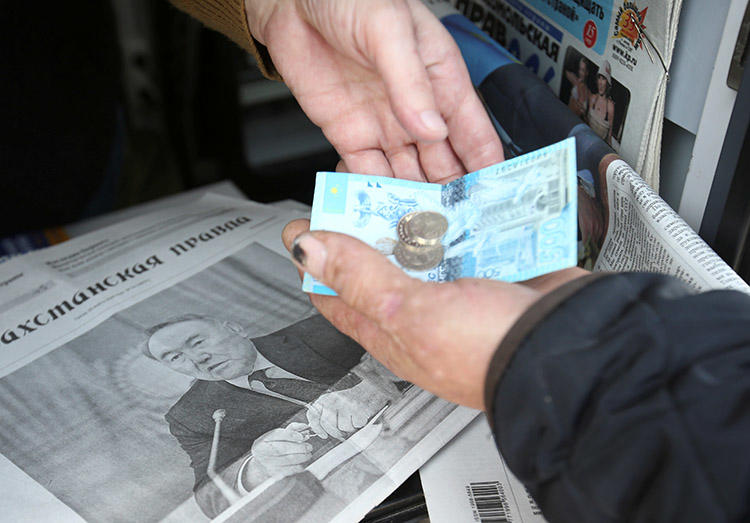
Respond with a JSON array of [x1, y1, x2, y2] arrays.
[[0, 243, 460, 521]]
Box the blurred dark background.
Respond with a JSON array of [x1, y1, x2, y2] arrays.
[[1, 0, 338, 238]]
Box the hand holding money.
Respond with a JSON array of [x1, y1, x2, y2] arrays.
[[283, 220, 586, 409], [304, 138, 579, 294]]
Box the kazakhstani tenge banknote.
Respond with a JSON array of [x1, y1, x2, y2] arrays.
[[303, 138, 577, 295]]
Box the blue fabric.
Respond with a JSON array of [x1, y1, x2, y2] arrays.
[[441, 14, 517, 86]]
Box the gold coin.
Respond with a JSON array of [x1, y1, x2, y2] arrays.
[[396, 212, 419, 244], [397, 211, 448, 247], [406, 211, 449, 245], [393, 242, 444, 271]]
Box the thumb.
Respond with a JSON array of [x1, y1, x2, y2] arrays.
[[289, 230, 420, 328], [285, 422, 309, 433]]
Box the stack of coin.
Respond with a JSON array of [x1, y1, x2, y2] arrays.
[[394, 211, 448, 271]]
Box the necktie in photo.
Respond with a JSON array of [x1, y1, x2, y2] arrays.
[[248, 368, 329, 405]]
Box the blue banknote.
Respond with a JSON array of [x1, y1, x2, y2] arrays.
[[303, 138, 577, 295]]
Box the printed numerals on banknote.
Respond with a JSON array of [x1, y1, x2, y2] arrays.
[[303, 138, 578, 295]]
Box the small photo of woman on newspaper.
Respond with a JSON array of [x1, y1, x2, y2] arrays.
[[560, 48, 631, 151], [588, 60, 616, 145], [562, 54, 593, 119]]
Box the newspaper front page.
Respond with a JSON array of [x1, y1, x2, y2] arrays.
[[435, 0, 681, 189], [0, 194, 475, 522]]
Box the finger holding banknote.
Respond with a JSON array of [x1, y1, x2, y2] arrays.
[[282, 219, 542, 410]]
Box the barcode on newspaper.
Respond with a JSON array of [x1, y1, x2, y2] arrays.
[[465, 481, 510, 522], [525, 487, 543, 516]]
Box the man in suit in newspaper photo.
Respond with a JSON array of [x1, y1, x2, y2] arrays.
[[143, 313, 401, 517]]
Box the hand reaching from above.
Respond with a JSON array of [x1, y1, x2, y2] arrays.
[[245, 0, 504, 182]]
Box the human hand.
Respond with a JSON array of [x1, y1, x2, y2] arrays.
[[281, 220, 587, 410], [306, 379, 396, 440], [577, 186, 605, 246], [245, 0, 504, 182], [244, 422, 313, 486]]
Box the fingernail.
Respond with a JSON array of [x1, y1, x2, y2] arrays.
[[291, 233, 327, 278], [419, 110, 448, 135]]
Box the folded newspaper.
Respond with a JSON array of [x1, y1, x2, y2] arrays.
[[427, 0, 683, 190], [0, 194, 476, 522], [422, 416, 545, 523], [419, 158, 750, 523]]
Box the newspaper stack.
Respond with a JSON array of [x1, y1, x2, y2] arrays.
[[0, 195, 476, 522], [428, 0, 683, 190]]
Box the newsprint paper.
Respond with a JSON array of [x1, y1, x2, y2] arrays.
[[420, 158, 749, 522], [0, 194, 475, 522], [430, 0, 682, 190]]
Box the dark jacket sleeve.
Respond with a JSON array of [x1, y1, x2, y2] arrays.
[[485, 272, 750, 522]]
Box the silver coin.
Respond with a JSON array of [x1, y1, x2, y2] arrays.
[[393, 242, 444, 271], [397, 211, 449, 247]]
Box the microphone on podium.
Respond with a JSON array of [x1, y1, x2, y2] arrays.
[[207, 408, 241, 504]]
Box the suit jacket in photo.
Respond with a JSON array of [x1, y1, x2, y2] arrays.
[[164, 314, 364, 517]]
